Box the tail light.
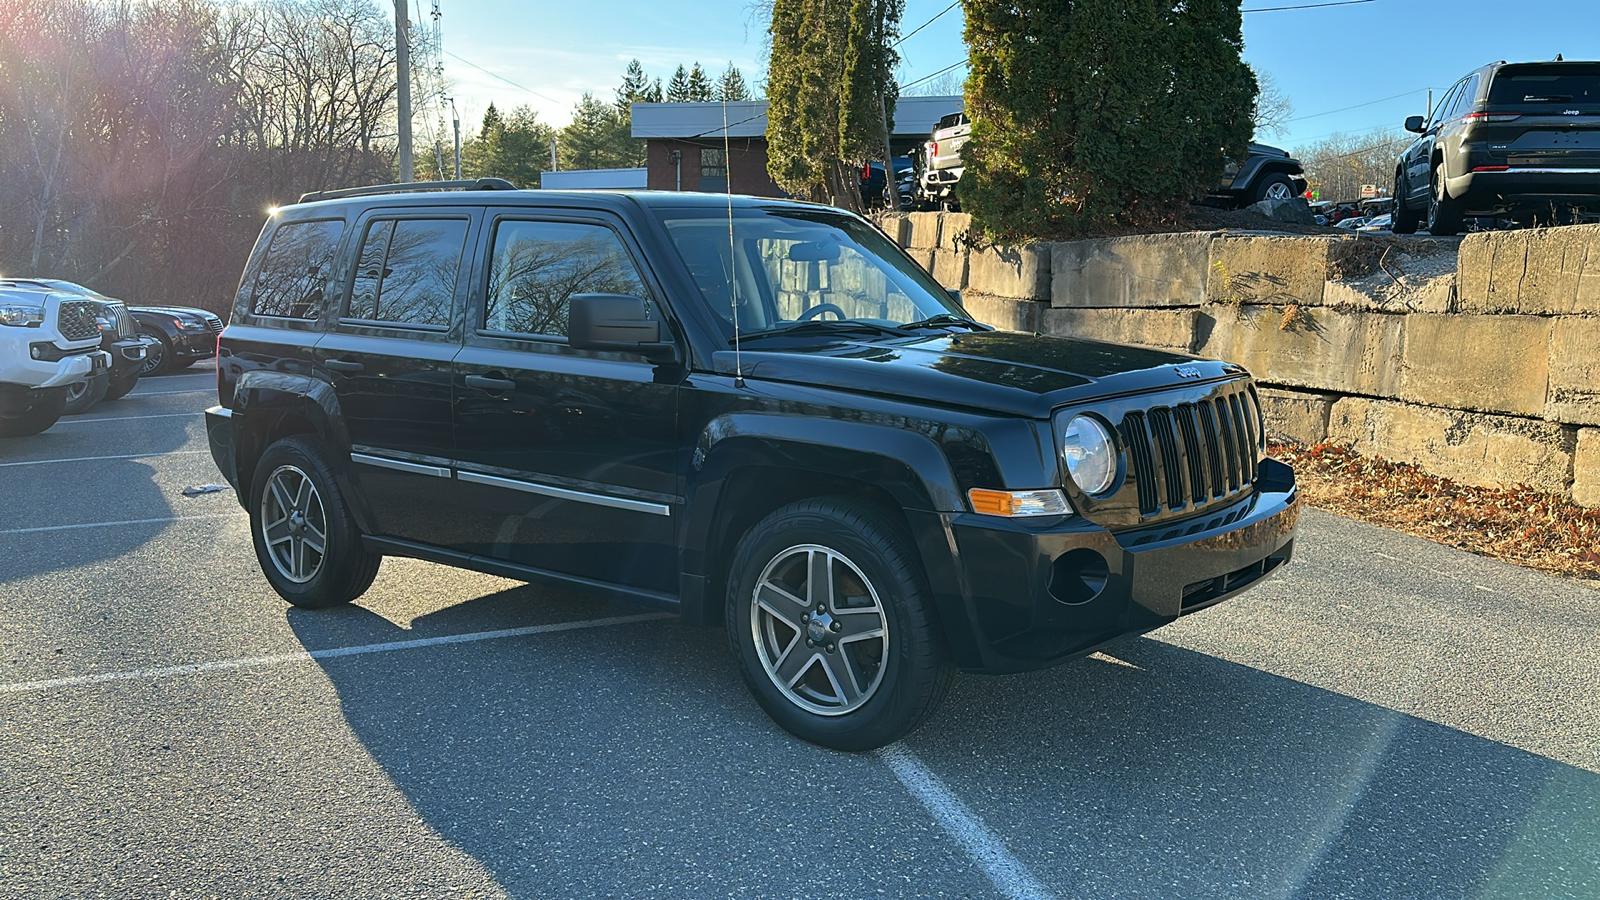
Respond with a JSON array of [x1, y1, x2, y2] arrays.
[[1463, 112, 1522, 123], [931, 141, 939, 157]]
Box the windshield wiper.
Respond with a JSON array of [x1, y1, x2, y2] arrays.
[[900, 313, 991, 332], [736, 319, 911, 343]]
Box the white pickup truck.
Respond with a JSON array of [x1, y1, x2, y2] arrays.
[[918, 111, 970, 209], [0, 288, 112, 437]]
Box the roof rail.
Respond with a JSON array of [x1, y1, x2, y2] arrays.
[[296, 177, 519, 205]]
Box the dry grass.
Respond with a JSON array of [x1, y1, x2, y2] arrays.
[[1271, 441, 1600, 586]]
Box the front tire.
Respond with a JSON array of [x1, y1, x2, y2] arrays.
[[62, 372, 109, 415], [726, 498, 954, 751], [1391, 171, 1421, 234], [248, 437, 381, 608], [1252, 172, 1297, 204], [0, 389, 66, 437], [139, 330, 171, 376], [103, 371, 139, 401]]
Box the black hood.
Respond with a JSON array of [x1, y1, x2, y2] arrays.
[[716, 331, 1245, 418]]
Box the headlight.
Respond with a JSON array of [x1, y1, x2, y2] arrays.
[[1062, 414, 1117, 495], [0, 304, 45, 327]]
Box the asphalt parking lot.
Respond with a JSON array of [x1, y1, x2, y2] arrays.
[[2, 362, 1597, 899]]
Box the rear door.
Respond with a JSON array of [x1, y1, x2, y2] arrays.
[[316, 206, 479, 546], [449, 210, 682, 596]]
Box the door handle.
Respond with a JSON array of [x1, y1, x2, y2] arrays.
[[465, 373, 516, 392], [324, 358, 365, 373]]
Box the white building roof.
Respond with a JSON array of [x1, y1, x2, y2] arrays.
[[630, 96, 963, 140]]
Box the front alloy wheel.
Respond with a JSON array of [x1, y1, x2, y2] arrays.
[[751, 544, 889, 715], [259, 464, 327, 584]]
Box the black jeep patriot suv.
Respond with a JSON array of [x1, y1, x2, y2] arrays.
[[205, 180, 1298, 750]]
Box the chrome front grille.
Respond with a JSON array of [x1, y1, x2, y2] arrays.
[[56, 300, 102, 341], [205, 315, 224, 333], [109, 302, 136, 339], [1119, 382, 1262, 518]]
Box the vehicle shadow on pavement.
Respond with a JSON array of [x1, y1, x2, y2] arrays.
[[287, 596, 1599, 899]]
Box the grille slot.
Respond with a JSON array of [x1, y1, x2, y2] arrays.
[[205, 315, 224, 333], [109, 303, 136, 339], [1117, 381, 1262, 520], [56, 300, 102, 341]]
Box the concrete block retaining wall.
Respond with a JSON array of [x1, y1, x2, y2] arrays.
[[883, 214, 1600, 507]]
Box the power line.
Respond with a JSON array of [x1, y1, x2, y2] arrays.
[[442, 49, 566, 108], [901, 58, 968, 91], [1288, 87, 1428, 122], [894, 0, 960, 47], [1243, 0, 1377, 11]]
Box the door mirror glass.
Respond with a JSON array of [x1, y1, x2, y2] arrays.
[[1404, 115, 1426, 133]]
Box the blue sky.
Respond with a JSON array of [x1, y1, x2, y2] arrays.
[[436, 0, 1598, 152]]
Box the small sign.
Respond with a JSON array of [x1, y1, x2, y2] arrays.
[[1360, 184, 1380, 198]]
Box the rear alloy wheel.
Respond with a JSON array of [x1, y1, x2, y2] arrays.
[[249, 437, 381, 608], [62, 372, 109, 415], [1253, 173, 1297, 204], [727, 499, 953, 751], [1426, 164, 1464, 236]]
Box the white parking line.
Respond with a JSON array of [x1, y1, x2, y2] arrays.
[[0, 513, 245, 535], [128, 389, 213, 397], [877, 743, 1058, 900], [0, 450, 210, 468], [57, 412, 201, 424], [0, 613, 673, 695]]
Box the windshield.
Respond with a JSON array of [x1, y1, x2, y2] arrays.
[[655, 206, 968, 340]]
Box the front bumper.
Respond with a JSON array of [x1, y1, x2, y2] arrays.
[[109, 336, 151, 375], [0, 347, 109, 390], [172, 327, 219, 360], [931, 458, 1299, 674]]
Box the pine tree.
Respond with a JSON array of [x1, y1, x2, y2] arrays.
[[715, 63, 750, 102], [471, 105, 554, 187], [686, 62, 714, 101], [561, 92, 636, 170], [666, 65, 691, 103], [615, 59, 659, 114], [961, 0, 1256, 238], [766, 0, 901, 210]]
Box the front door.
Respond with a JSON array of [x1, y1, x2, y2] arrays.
[[450, 213, 681, 596], [317, 207, 478, 546]]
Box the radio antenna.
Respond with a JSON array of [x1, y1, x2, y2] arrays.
[[723, 98, 743, 388]]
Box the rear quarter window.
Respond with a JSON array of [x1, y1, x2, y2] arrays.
[[249, 219, 345, 319]]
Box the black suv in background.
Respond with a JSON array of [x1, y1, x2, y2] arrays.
[[1207, 143, 1309, 208], [1394, 59, 1600, 235], [205, 180, 1298, 750]]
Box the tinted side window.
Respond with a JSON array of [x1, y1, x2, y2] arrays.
[[251, 219, 344, 319], [484, 220, 649, 338], [345, 217, 469, 328], [1430, 82, 1463, 127], [1451, 74, 1481, 116]]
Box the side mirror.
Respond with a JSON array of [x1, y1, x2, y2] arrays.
[[568, 293, 678, 363], [947, 288, 963, 305], [1404, 115, 1426, 134]]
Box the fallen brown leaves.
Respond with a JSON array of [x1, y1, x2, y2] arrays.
[[1271, 441, 1600, 585]]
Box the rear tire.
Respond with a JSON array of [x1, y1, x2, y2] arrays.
[[726, 498, 954, 751], [62, 372, 109, 415], [1252, 173, 1297, 204], [0, 389, 66, 437], [1426, 164, 1463, 236], [248, 436, 381, 608]]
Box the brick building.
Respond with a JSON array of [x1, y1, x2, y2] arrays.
[[630, 96, 963, 197]]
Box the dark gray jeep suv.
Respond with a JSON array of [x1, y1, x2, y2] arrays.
[[1394, 59, 1600, 234]]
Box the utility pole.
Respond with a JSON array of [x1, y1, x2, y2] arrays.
[[550, 137, 558, 171], [450, 98, 462, 179], [394, 0, 413, 182]]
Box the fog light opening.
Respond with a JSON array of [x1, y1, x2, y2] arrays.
[[1049, 548, 1109, 606]]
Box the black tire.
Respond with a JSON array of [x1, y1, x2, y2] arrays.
[[248, 436, 381, 608], [61, 372, 109, 415], [0, 388, 66, 437], [103, 371, 139, 401], [139, 330, 171, 376], [1426, 164, 1463, 236], [168, 358, 196, 372], [1252, 172, 1297, 204], [726, 498, 954, 751], [1391, 171, 1421, 234]]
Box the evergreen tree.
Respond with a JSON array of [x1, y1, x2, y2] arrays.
[[961, 0, 1257, 238], [766, 0, 901, 210], [686, 62, 715, 101], [561, 92, 636, 170], [472, 104, 555, 187], [615, 59, 661, 114], [666, 65, 691, 102], [715, 63, 750, 102]]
